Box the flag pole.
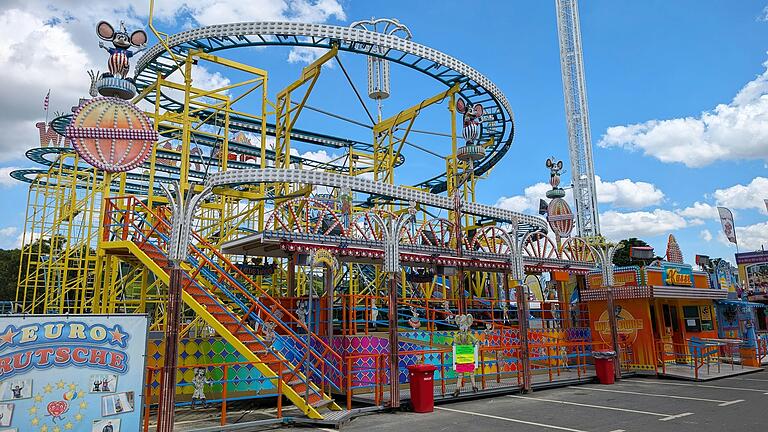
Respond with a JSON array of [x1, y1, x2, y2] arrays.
[[44, 89, 51, 125]]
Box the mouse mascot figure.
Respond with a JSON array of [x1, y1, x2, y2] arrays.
[[452, 314, 479, 397], [97, 20, 147, 80]]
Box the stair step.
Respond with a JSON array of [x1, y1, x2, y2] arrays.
[[311, 398, 333, 409]]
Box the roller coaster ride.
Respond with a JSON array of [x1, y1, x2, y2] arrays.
[[12, 11, 604, 426]]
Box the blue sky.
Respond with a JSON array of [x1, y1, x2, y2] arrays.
[[0, 0, 766, 267]]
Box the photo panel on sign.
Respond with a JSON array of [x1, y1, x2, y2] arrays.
[[102, 392, 134, 416], [92, 418, 121, 432], [0, 380, 32, 401], [90, 374, 118, 393], [0, 404, 12, 427]]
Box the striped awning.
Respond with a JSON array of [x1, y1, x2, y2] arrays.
[[581, 285, 728, 301], [651, 286, 728, 300]]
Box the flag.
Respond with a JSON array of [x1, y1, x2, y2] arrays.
[[43, 90, 50, 112], [717, 207, 737, 245], [764, 199, 768, 214]]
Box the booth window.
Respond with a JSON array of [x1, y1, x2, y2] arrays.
[[757, 308, 767, 331], [649, 305, 661, 338], [682, 306, 702, 332], [662, 304, 672, 329]]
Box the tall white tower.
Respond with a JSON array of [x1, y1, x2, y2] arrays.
[[555, 0, 600, 237]]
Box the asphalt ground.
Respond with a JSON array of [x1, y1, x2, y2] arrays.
[[286, 369, 768, 432]]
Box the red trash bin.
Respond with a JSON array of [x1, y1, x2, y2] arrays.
[[593, 351, 616, 384], [408, 363, 437, 413]]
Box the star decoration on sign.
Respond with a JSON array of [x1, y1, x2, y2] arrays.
[[31, 417, 40, 425], [29, 406, 37, 415], [67, 383, 76, 391], [34, 394, 43, 402], [0, 327, 17, 346], [43, 384, 52, 393], [52, 426, 60, 432], [79, 401, 87, 410], [56, 380, 66, 389], [109, 325, 128, 347], [64, 422, 73, 430]]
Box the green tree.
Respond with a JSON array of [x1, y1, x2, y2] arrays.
[[612, 237, 660, 267], [0, 248, 20, 302]]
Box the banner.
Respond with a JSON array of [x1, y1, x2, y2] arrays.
[[717, 207, 737, 245], [0, 314, 148, 432], [764, 199, 768, 214]]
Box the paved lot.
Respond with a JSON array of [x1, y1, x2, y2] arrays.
[[290, 369, 768, 432]]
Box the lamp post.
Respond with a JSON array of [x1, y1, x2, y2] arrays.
[[587, 238, 623, 380], [156, 182, 211, 432], [367, 203, 416, 409]]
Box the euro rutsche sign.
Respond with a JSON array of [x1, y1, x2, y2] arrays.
[[0, 321, 130, 378], [0, 314, 148, 432]]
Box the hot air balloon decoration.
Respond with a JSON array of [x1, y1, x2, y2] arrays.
[[547, 197, 574, 239], [66, 97, 157, 173]]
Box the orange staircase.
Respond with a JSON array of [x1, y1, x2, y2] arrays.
[[101, 195, 345, 419]]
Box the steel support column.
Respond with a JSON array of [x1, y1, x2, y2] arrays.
[[605, 286, 621, 380], [388, 274, 400, 408], [515, 278, 532, 392], [157, 264, 183, 432]]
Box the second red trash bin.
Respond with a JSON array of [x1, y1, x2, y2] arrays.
[[407, 363, 437, 413], [593, 350, 616, 384]]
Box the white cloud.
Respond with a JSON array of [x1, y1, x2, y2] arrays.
[[0, 167, 31, 187], [171, 0, 345, 26], [0, 8, 96, 163], [0, 226, 19, 249], [300, 149, 341, 165], [594, 176, 664, 209], [700, 229, 713, 242], [0, 0, 347, 165], [600, 209, 689, 241], [677, 201, 719, 220], [287, 46, 336, 68], [718, 221, 768, 251], [493, 176, 663, 214], [598, 58, 768, 167], [712, 177, 768, 214], [494, 182, 557, 214], [760, 5, 768, 22]]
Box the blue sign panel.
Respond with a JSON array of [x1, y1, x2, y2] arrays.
[[0, 314, 148, 432]]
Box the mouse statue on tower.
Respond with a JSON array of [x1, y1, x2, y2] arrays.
[[92, 20, 148, 100]]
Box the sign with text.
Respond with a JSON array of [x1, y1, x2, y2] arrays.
[[662, 264, 693, 287], [587, 268, 639, 289], [0, 314, 148, 432]]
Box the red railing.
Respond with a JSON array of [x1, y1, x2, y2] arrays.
[[143, 359, 291, 432], [526, 339, 598, 382], [758, 334, 768, 364]]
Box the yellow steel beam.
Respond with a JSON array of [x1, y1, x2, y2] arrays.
[[373, 83, 460, 135]]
